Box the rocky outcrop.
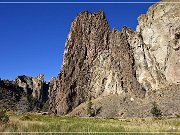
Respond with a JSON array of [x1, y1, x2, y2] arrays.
[[1, 0, 179, 118], [48, 77, 58, 114], [16, 74, 49, 103], [49, 0, 180, 117], [16, 74, 49, 113], [0, 79, 23, 111], [49, 11, 145, 115], [90, 28, 145, 98], [0, 74, 49, 113], [125, 28, 166, 90], [49, 11, 110, 115], [134, 0, 180, 89]]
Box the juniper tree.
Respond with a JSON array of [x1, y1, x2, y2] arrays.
[[151, 102, 162, 118]]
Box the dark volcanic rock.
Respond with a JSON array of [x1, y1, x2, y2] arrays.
[[0, 74, 49, 113], [0, 79, 23, 111]]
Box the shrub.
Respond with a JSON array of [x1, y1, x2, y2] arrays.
[[150, 102, 162, 118], [0, 109, 9, 124], [20, 115, 32, 121], [42, 100, 49, 112], [87, 99, 94, 117]]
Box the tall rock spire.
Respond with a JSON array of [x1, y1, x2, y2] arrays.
[[49, 11, 145, 115]]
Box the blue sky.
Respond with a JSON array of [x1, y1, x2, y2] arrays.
[[0, 1, 158, 81]]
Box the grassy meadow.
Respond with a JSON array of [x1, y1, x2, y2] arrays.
[[0, 112, 180, 134]]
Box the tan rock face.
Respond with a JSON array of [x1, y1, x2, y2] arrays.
[[16, 74, 46, 101], [166, 26, 180, 84], [125, 28, 166, 90], [15, 74, 49, 112], [90, 29, 144, 98], [32, 74, 44, 100], [134, 2, 180, 88]]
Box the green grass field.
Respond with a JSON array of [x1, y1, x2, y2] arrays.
[[0, 112, 180, 134]]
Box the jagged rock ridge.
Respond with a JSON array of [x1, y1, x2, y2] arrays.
[[49, 1, 180, 117], [0, 74, 49, 113], [49, 11, 145, 115], [0, 79, 23, 111], [1, 0, 179, 117], [49, 11, 111, 114]]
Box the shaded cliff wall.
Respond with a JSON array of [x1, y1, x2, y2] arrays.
[[0, 74, 49, 113]]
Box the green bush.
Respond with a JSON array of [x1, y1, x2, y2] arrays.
[[20, 115, 32, 121], [42, 100, 49, 112], [0, 109, 9, 124], [87, 99, 94, 117], [150, 102, 162, 118]]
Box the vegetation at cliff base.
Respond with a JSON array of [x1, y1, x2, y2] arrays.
[[151, 102, 162, 118], [0, 112, 180, 134], [0, 109, 9, 124]]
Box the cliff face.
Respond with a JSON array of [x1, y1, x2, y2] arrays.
[[16, 74, 49, 103], [49, 11, 145, 115], [0, 80, 23, 111], [49, 1, 180, 117], [90, 28, 145, 98], [134, 1, 180, 89], [49, 11, 110, 114], [0, 74, 49, 113], [1, 0, 179, 117]]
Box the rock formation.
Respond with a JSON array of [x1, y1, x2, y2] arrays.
[[133, 0, 180, 89], [49, 0, 180, 117], [0, 79, 23, 111], [0, 74, 49, 113], [49, 11, 145, 115], [16, 74, 49, 103], [1, 0, 179, 118], [49, 11, 111, 114]]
